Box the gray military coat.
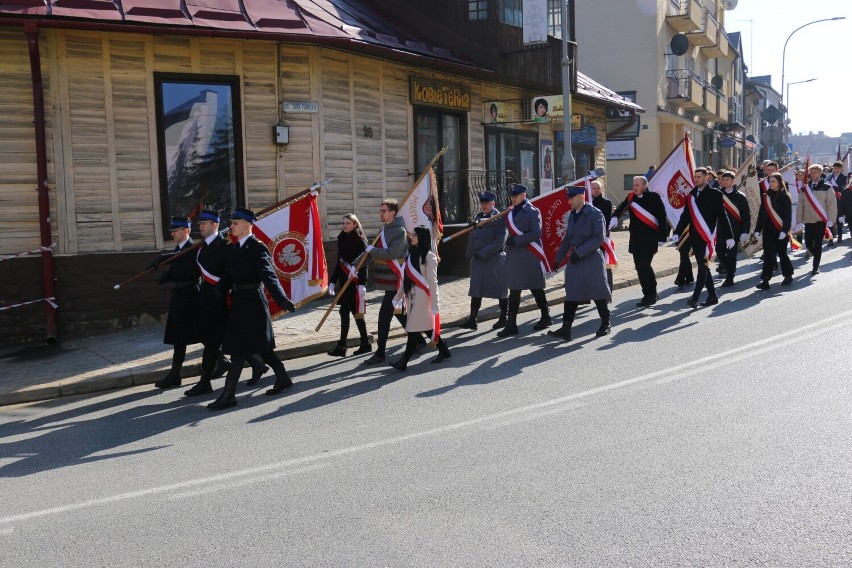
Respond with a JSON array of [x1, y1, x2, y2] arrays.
[[505, 200, 546, 290], [554, 204, 611, 302], [465, 209, 508, 299]]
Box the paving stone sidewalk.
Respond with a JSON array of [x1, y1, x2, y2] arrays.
[[0, 229, 684, 407]]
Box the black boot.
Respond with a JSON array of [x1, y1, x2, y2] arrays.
[[432, 338, 451, 364], [496, 312, 518, 337], [533, 310, 552, 331], [207, 373, 238, 410], [390, 334, 418, 371], [596, 316, 611, 337], [245, 360, 270, 386], [459, 312, 478, 331], [210, 354, 230, 379], [327, 343, 347, 357], [492, 299, 508, 329], [154, 370, 181, 389], [353, 319, 372, 354], [548, 302, 575, 341], [265, 361, 293, 395], [184, 371, 213, 397]]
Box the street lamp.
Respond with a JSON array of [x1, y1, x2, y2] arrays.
[[785, 78, 817, 130], [780, 17, 844, 113]]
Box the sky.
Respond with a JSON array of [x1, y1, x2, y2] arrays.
[[723, 0, 852, 137]]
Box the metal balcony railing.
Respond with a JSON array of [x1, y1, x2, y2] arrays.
[[666, 68, 701, 99], [729, 98, 744, 125], [666, 0, 702, 17], [435, 170, 520, 223]]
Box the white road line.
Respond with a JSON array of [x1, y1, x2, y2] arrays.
[[3, 307, 851, 525]]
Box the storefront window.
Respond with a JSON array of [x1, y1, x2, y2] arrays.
[[415, 108, 468, 222], [486, 127, 539, 197], [554, 140, 595, 183], [154, 75, 243, 238]]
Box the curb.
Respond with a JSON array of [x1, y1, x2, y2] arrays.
[[0, 265, 679, 407]]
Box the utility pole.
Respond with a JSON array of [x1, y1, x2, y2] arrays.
[[561, 0, 576, 183]]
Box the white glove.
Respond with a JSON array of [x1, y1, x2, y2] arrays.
[[827, 221, 834, 228], [754, 232, 761, 239], [365, 244, 375, 253], [840, 216, 846, 223], [778, 231, 787, 239], [392, 298, 404, 310], [608, 217, 617, 230], [725, 239, 735, 250], [671, 234, 679, 244], [739, 233, 748, 243], [328, 283, 335, 296], [347, 264, 357, 278], [794, 223, 804, 233]]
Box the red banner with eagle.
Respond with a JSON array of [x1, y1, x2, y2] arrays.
[[648, 133, 697, 229], [253, 192, 328, 317]]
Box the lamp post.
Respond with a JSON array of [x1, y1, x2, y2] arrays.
[[780, 17, 844, 113], [785, 77, 817, 129]]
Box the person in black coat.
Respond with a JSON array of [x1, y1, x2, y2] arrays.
[[183, 210, 269, 397], [208, 207, 297, 411], [327, 213, 372, 357], [754, 173, 793, 290], [591, 180, 615, 294], [717, 171, 752, 287], [612, 175, 669, 306], [826, 161, 848, 243], [673, 167, 735, 309], [149, 217, 200, 389]]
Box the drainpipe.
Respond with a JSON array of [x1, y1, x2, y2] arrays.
[[23, 21, 58, 344]]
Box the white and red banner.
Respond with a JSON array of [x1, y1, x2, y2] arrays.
[[253, 192, 328, 317], [648, 134, 696, 229], [400, 167, 443, 240], [734, 153, 762, 234], [530, 187, 571, 273]]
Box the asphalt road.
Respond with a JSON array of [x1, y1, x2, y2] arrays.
[[2, 248, 851, 567]]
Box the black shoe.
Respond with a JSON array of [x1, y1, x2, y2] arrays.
[[811, 268, 820, 276], [827, 240, 835, 248], [184, 380, 213, 397], [496, 325, 518, 337], [389, 358, 407, 371], [720, 278, 735, 288], [755, 281, 770, 290], [701, 296, 719, 307], [781, 276, 793, 286], [686, 298, 699, 309], [210, 358, 230, 379], [595, 322, 611, 337], [432, 351, 451, 364], [414, 338, 428, 354], [207, 395, 237, 411], [362, 353, 385, 365], [265, 370, 293, 396], [491, 316, 507, 329], [532, 315, 552, 331], [636, 295, 658, 307], [154, 371, 181, 389], [547, 327, 572, 341], [459, 317, 478, 331], [353, 342, 372, 355], [245, 364, 270, 386], [327, 344, 347, 357]]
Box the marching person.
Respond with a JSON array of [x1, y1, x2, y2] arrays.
[[673, 229, 694, 288], [840, 180, 852, 259], [547, 186, 611, 341], [673, 167, 735, 308], [591, 179, 615, 293], [754, 173, 794, 290], [717, 170, 751, 287], [825, 161, 847, 244], [363, 199, 420, 364], [184, 210, 268, 397], [497, 184, 551, 337], [612, 175, 668, 306], [149, 216, 199, 389], [327, 213, 372, 357], [460, 191, 509, 331], [208, 207, 297, 411], [390, 225, 450, 370], [795, 163, 838, 275]]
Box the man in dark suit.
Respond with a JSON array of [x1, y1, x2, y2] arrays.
[[208, 207, 297, 411], [612, 176, 669, 306], [674, 167, 735, 309], [717, 171, 751, 287], [591, 180, 615, 293], [826, 161, 847, 243]]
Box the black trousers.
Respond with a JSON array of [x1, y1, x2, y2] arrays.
[[676, 244, 694, 283], [761, 233, 793, 281], [692, 249, 716, 300], [633, 252, 656, 299], [377, 290, 406, 357], [719, 243, 738, 277], [804, 222, 826, 269], [563, 299, 610, 326], [508, 288, 548, 314]]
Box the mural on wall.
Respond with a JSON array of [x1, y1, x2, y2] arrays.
[[540, 140, 554, 193]]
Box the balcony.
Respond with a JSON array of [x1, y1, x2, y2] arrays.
[[666, 69, 703, 110], [687, 8, 717, 47], [699, 86, 718, 120], [716, 93, 729, 123], [728, 98, 745, 126], [702, 26, 729, 58], [666, 0, 704, 33], [436, 169, 519, 223]]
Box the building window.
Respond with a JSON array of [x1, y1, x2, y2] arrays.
[[415, 108, 468, 222], [548, 0, 562, 38], [468, 0, 487, 20], [498, 0, 522, 27], [154, 74, 244, 238], [486, 127, 539, 196]]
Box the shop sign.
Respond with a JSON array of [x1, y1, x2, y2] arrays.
[[410, 77, 471, 111]]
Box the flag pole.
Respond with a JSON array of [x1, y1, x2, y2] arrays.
[[112, 179, 333, 290], [441, 208, 511, 243], [314, 148, 447, 332]]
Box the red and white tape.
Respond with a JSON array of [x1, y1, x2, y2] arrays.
[[0, 243, 56, 263], [0, 297, 58, 312]]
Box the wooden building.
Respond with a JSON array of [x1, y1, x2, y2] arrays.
[[0, 0, 641, 345]]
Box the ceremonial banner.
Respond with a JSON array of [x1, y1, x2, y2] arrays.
[[734, 153, 761, 234], [648, 134, 697, 228], [531, 187, 572, 272], [783, 167, 799, 227], [253, 192, 328, 316], [400, 167, 443, 240]]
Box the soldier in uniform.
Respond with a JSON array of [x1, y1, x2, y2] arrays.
[[673, 167, 735, 309], [795, 163, 838, 275], [327, 213, 372, 357], [150, 216, 199, 389], [591, 180, 615, 293], [363, 199, 422, 364], [717, 170, 751, 287], [612, 176, 669, 306], [547, 186, 611, 341], [460, 191, 508, 331], [497, 184, 551, 337], [208, 207, 297, 411], [183, 210, 268, 397]]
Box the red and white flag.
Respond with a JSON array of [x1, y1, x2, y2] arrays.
[[529, 188, 571, 272], [648, 133, 697, 228], [734, 153, 762, 234], [253, 192, 328, 317], [400, 167, 443, 240]]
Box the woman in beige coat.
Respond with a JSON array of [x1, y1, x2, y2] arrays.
[[390, 225, 451, 371]]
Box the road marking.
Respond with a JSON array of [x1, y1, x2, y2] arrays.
[[166, 463, 328, 501], [0, 527, 13, 536], [3, 307, 851, 525]]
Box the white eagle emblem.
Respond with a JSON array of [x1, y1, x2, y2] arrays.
[[555, 212, 570, 239], [277, 243, 302, 267]]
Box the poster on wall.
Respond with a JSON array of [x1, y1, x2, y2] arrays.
[[483, 102, 507, 124], [530, 95, 564, 123], [522, 0, 548, 45], [540, 140, 554, 193]]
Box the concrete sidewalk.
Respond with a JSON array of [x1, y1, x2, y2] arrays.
[[0, 229, 684, 406]]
